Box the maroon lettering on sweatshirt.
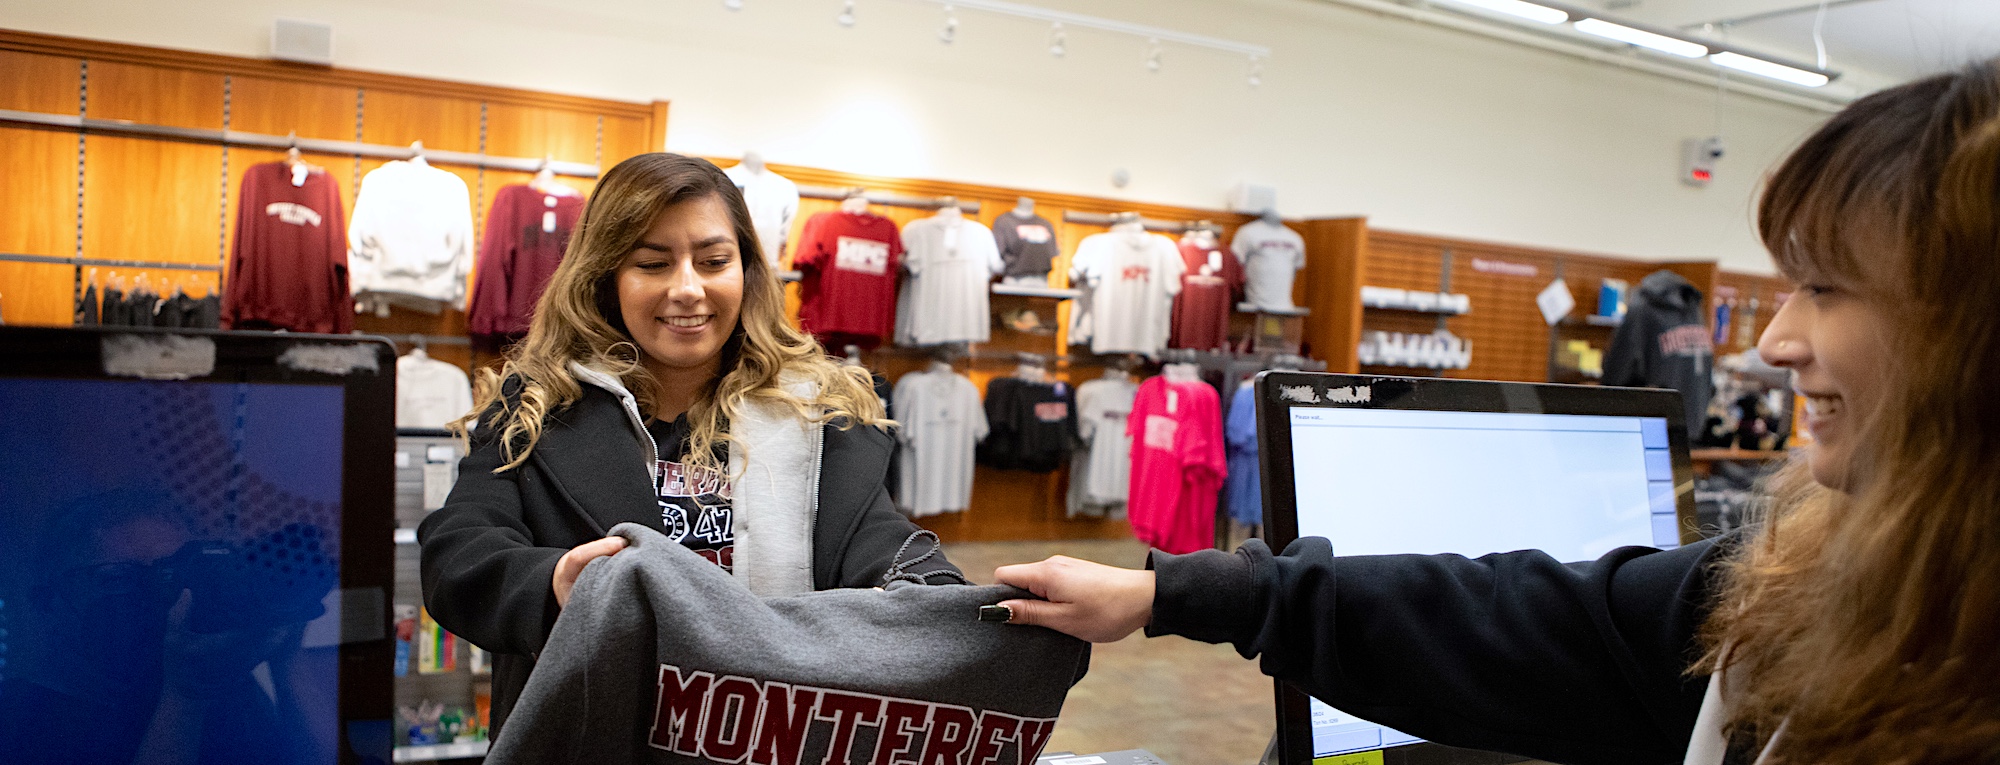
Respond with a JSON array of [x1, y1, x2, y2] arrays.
[[650, 664, 1059, 765]]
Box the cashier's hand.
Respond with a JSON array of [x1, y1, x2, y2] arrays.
[[553, 536, 627, 608], [993, 556, 1154, 643]]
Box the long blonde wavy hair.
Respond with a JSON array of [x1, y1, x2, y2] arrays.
[[1696, 59, 2000, 762], [458, 152, 884, 476]]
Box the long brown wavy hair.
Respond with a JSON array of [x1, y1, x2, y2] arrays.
[[1698, 59, 2000, 761], [458, 153, 883, 475]]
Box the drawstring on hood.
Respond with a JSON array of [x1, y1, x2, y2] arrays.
[[881, 530, 971, 588]]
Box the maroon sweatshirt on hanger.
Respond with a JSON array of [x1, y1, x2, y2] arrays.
[[468, 184, 585, 340], [222, 161, 353, 333]]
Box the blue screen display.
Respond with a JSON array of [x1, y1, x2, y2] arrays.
[[0, 378, 345, 765]]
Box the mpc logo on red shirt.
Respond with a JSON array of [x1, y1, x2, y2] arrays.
[[650, 664, 1058, 765], [835, 237, 890, 275]]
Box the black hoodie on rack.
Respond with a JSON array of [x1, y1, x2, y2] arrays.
[[1604, 270, 1714, 436]]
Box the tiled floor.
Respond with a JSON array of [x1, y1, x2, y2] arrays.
[[946, 539, 1276, 765]]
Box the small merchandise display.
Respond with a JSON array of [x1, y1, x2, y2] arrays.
[[796, 207, 904, 349], [1169, 227, 1244, 350], [992, 202, 1060, 283], [896, 209, 1004, 346], [348, 157, 475, 314], [976, 366, 1076, 473], [1068, 370, 1139, 518], [893, 363, 988, 517], [1231, 216, 1307, 311], [224, 160, 353, 332], [1605, 270, 1714, 437], [1069, 224, 1185, 355], [395, 348, 475, 429], [1357, 329, 1473, 369], [395, 431, 492, 755], [724, 154, 800, 266], [468, 181, 584, 342], [1126, 365, 1226, 554]]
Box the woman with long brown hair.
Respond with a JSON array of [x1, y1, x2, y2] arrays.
[[993, 59, 2000, 763], [418, 153, 958, 741]]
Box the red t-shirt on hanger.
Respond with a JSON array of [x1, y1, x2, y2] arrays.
[[1169, 239, 1244, 351], [794, 210, 903, 347]]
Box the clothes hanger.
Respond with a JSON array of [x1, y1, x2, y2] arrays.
[[408, 140, 428, 167], [840, 188, 871, 214]]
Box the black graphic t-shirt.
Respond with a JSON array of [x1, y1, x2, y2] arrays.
[[645, 415, 734, 572]]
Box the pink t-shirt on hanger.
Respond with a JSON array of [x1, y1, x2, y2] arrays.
[[1126, 375, 1227, 554]]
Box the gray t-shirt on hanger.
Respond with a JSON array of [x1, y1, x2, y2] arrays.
[[992, 211, 1060, 280]]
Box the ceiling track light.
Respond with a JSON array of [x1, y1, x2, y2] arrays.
[[1572, 17, 1707, 58], [1048, 22, 1066, 57], [836, 0, 856, 27], [939, 5, 958, 43], [723, 0, 742, 10], [1710, 51, 1831, 88], [1440, 0, 1566, 25], [1146, 37, 1162, 72], [1248, 55, 1264, 88]]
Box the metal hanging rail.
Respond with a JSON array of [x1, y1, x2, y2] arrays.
[[0, 108, 602, 178], [797, 184, 982, 213], [0, 252, 221, 272], [1061, 210, 1194, 234]]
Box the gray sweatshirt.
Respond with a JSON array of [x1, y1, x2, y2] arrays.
[[487, 523, 1090, 765]]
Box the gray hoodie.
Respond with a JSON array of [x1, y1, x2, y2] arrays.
[[487, 523, 1090, 765]]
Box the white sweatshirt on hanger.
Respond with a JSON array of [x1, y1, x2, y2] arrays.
[[396, 350, 474, 429], [348, 160, 475, 309]]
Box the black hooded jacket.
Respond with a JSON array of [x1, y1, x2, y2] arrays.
[[417, 373, 958, 740], [1605, 270, 1715, 436]]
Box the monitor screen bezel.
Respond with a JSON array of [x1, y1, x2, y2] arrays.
[[1254, 371, 1696, 765], [0, 325, 398, 762]]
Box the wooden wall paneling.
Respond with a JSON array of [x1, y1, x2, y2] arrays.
[[226, 76, 358, 139], [0, 126, 79, 259], [1445, 243, 1556, 383], [0, 50, 81, 112], [79, 61, 225, 269], [484, 103, 600, 165], [1713, 271, 1793, 355], [603, 113, 652, 168], [2, 30, 654, 120], [359, 89, 481, 152], [1294, 218, 1366, 372], [649, 100, 671, 153], [0, 262, 78, 326], [81, 136, 224, 267]]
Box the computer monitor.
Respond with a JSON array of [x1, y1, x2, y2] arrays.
[[0, 327, 396, 765], [1255, 372, 1694, 765]]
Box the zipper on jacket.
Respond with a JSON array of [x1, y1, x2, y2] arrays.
[[807, 420, 825, 581]]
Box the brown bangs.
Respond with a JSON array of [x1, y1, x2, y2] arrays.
[[1757, 75, 1956, 294]]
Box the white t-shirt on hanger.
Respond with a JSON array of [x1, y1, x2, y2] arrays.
[[1231, 219, 1307, 310], [396, 350, 474, 429], [348, 160, 475, 309], [892, 367, 988, 517], [1070, 230, 1185, 355], [1074, 376, 1140, 506], [898, 215, 1003, 346], [724, 164, 800, 267]]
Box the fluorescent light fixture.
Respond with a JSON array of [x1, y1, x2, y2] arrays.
[[1710, 51, 1830, 88], [1442, 0, 1568, 25], [1573, 18, 1707, 58]]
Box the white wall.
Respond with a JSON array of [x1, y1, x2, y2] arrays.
[[4, 0, 1833, 273]]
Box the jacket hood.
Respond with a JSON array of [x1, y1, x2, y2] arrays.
[[1637, 270, 1702, 311]]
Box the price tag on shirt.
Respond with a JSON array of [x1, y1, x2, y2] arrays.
[[1167, 389, 1179, 414], [291, 163, 309, 187], [542, 211, 557, 234]]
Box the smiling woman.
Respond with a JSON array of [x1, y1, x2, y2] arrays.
[[415, 152, 963, 742]]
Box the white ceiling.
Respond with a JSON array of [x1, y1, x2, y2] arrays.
[[1603, 0, 2000, 90]]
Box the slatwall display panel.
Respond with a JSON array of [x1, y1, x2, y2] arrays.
[[0, 125, 78, 264], [1362, 233, 1447, 293], [1446, 245, 1557, 383]]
